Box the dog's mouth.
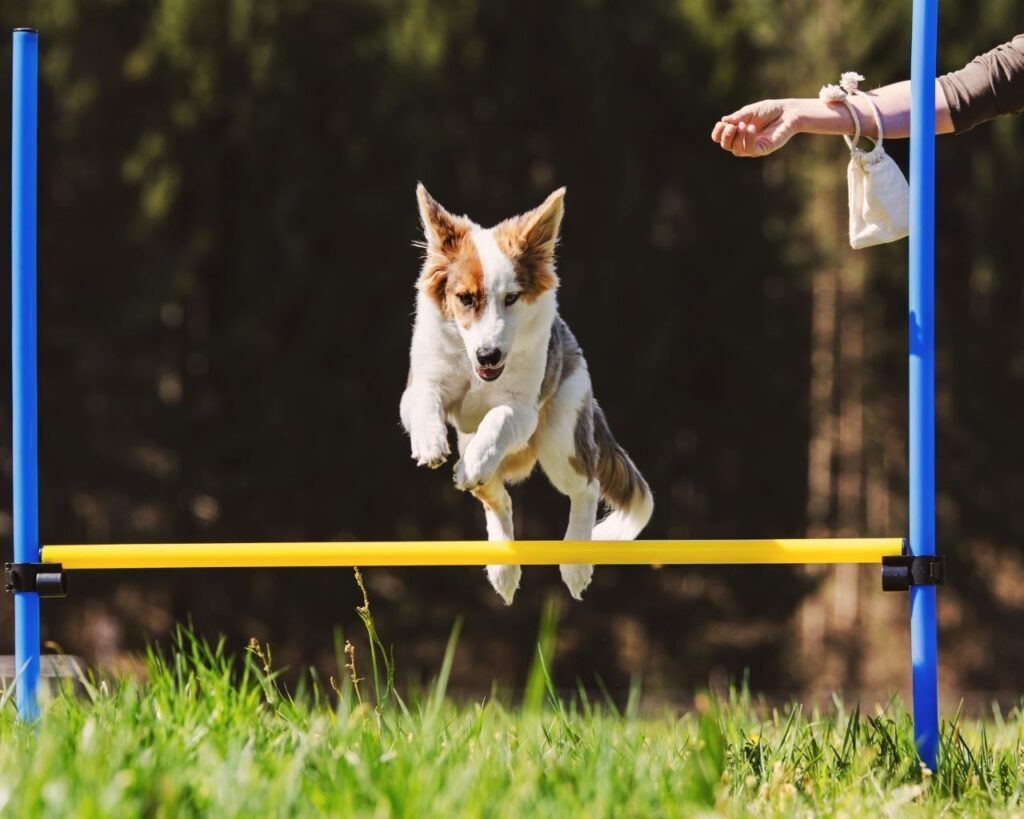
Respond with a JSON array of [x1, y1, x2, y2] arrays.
[[476, 365, 505, 382]]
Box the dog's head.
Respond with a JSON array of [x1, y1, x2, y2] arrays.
[[415, 184, 563, 383]]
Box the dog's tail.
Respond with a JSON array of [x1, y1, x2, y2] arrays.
[[591, 404, 654, 540]]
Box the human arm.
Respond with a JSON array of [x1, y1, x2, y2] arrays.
[[710, 80, 953, 158], [711, 33, 1024, 157]]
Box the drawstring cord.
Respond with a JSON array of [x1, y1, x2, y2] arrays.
[[820, 72, 887, 156]]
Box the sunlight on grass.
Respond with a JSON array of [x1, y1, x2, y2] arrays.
[[0, 580, 1021, 816]]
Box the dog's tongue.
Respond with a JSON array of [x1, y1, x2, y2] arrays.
[[477, 365, 504, 382]]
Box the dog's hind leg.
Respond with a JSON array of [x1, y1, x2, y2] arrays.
[[534, 371, 601, 600], [558, 481, 600, 599], [471, 478, 521, 605]]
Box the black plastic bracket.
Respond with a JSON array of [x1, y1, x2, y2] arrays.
[[881, 551, 945, 592], [4, 562, 67, 598]]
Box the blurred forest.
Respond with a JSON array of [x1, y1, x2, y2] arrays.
[[0, 0, 1023, 705]]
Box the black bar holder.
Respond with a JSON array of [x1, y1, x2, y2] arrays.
[[4, 562, 67, 597], [881, 553, 945, 592]]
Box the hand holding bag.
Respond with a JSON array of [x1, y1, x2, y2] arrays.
[[820, 73, 910, 249]]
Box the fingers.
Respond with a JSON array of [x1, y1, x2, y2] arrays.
[[713, 99, 792, 157], [731, 123, 750, 155], [711, 120, 759, 156], [712, 121, 738, 150], [735, 123, 760, 157], [721, 105, 753, 125]]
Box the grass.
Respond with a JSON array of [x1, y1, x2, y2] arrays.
[[1, 579, 1022, 816]]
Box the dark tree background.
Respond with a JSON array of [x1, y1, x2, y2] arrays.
[[0, 0, 1022, 704]]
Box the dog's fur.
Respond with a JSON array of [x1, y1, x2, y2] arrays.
[[400, 184, 653, 604]]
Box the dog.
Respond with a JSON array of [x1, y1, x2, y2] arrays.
[[400, 184, 653, 604]]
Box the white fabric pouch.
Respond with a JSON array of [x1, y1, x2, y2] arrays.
[[821, 73, 909, 249]]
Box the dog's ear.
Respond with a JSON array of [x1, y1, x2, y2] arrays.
[[519, 187, 565, 263], [417, 183, 468, 254], [497, 187, 564, 300], [416, 184, 467, 313]]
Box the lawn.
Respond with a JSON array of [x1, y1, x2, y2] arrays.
[[0, 583, 1020, 817]]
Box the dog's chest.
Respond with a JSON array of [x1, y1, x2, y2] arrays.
[[451, 386, 505, 433], [449, 362, 543, 434]]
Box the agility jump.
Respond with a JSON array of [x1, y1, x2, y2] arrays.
[[6, 3, 943, 770]]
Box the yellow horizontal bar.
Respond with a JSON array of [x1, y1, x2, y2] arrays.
[[41, 538, 904, 570]]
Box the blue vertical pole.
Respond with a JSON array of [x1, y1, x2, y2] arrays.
[[908, 0, 940, 770], [12, 27, 41, 721]]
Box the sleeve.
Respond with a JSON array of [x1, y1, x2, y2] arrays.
[[938, 34, 1024, 133]]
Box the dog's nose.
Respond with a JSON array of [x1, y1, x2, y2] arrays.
[[476, 348, 503, 368]]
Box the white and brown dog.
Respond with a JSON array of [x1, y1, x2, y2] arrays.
[[400, 185, 653, 604]]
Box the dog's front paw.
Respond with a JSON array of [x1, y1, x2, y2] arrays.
[[486, 565, 522, 605], [453, 446, 494, 491], [560, 564, 594, 601], [410, 425, 450, 469], [453, 458, 479, 491], [452, 454, 495, 493]]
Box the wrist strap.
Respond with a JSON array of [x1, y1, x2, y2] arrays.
[[820, 72, 885, 153], [839, 99, 863, 152], [862, 93, 885, 147]]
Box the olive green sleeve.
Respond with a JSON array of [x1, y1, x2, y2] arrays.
[[938, 34, 1024, 133]]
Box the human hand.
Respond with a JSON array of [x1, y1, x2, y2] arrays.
[[711, 100, 800, 158]]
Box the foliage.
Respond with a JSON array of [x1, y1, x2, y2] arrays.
[[0, 627, 1023, 816], [0, 0, 1021, 696]]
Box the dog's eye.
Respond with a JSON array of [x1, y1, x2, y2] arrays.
[[457, 293, 474, 307], [504, 293, 520, 307]]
